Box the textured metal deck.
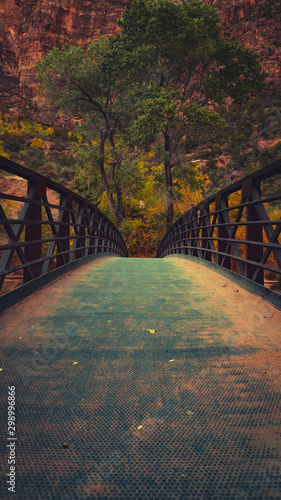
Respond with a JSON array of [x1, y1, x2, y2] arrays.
[[0, 256, 281, 499]]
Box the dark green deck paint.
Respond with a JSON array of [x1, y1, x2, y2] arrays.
[[0, 257, 280, 499]]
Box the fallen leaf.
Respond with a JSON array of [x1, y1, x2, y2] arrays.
[[169, 359, 175, 362], [147, 329, 156, 333], [72, 362, 78, 365], [137, 425, 143, 430], [0, 368, 2, 371], [187, 411, 193, 415], [19, 337, 22, 339]]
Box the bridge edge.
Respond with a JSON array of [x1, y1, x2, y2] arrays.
[[164, 254, 281, 311], [0, 253, 121, 315]]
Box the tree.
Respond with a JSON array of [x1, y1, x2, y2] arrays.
[[36, 38, 134, 222], [117, 0, 266, 224]]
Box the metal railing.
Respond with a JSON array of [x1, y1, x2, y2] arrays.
[[157, 159, 281, 286], [0, 156, 128, 294]]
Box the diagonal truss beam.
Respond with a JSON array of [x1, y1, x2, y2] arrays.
[[220, 200, 245, 275], [252, 187, 281, 269], [0, 184, 37, 286], [200, 206, 218, 264]]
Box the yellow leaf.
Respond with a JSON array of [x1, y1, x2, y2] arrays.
[[147, 329, 156, 333], [187, 411, 193, 415], [0, 368, 3, 371], [138, 425, 143, 430], [72, 362, 78, 365], [169, 359, 175, 362]]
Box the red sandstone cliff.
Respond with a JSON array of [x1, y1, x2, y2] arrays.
[[0, 0, 128, 110], [0, 0, 280, 114]]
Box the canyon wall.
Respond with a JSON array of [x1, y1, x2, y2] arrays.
[[0, 0, 128, 112], [0, 0, 280, 115]]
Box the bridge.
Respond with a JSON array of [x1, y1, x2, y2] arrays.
[[0, 155, 281, 499]]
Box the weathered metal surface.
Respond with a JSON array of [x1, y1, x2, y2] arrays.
[[0, 257, 280, 499], [157, 159, 281, 287], [0, 156, 128, 295]]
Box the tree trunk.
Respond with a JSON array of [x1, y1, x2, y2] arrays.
[[116, 180, 124, 222], [99, 129, 115, 213], [108, 129, 124, 222], [164, 129, 174, 226]]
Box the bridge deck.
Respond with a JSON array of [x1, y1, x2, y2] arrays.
[[1, 256, 281, 499]]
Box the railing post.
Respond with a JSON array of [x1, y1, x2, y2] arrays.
[[189, 210, 197, 256], [103, 218, 109, 253], [96, 213, 103, 253], [108, 224, 113, 254], [57, 192, 72, 267], [243, 179, 264, 284], [186, 213, 192, 255], [182, 213, 188, 255], [75, 201, 87, 259], [200, 203, 212, 262], [216, 194, 231, 269], [172, 222, 176, 253], [92, 207, 98, 254], [24, 179, 46, 283], [178, 217, 183, 254]]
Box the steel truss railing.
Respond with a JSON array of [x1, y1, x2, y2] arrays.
[[0, 156, 128, 293], [157, 159, 281, 286]]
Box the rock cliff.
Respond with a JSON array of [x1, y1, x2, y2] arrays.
[[0, 0, 280, 115], [0, 0, 128, 112]]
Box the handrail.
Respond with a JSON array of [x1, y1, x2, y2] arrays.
[[0, 155, 128, 294], [156, 159, 281, 286]]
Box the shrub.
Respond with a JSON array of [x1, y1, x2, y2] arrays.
[[3, 137, 22, 152], [30, 137, 45, 149]]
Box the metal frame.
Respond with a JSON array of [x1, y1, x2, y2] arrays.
[[157, 159, 281, 286], [0, 156, 128, 294]]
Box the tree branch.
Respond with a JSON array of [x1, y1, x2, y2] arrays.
[[69, 77, 106, 117]]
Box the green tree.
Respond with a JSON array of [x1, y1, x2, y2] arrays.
[[117, 0, 266, 224], [36, 38, 134, 221]]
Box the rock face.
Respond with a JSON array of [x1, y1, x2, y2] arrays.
[[0, 0, 128, 107], [215, 0, 281, 85], [0, 0, 281, 113]]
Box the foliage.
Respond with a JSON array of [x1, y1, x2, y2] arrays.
[[1, 1, 276, 256], [0, 141, 9, 159], [0, 112, 79, 180], [30, 137, 45, 149], [116, 0, 266, 225], [36, 38, 137, 221]]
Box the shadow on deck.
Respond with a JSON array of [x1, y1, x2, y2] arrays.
[[0, 256, 281, 499]]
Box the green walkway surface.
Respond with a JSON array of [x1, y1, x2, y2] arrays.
[[0, 256, 281, 499]]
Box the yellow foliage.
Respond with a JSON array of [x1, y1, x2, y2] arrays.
[[4, 122, 23, 137], [99, 191, 108, 211], [44, 127, 54, 136], [174, 165, 211, 217], [30, 137, 45, 150], [0, 142, 9, 159], [225, 193, 281, 271], [31, 123, 43, 133]]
